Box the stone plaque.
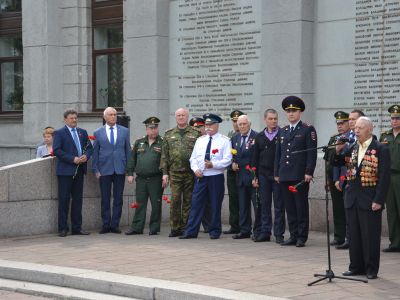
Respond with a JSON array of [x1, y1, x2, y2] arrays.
[[353, 0, 400, 132], [169, 0, 262, 132]]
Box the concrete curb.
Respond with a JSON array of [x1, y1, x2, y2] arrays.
[[0, 260, 286, 300]]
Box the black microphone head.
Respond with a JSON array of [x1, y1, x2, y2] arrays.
[[336, 135, 349, 143]]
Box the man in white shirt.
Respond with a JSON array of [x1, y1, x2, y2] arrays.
[[180, 113, 232, 239]]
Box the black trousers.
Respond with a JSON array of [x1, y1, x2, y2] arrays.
[[347, 204, 382, 276], [280, 181, 309, 242], [57, 169, 84, 232]]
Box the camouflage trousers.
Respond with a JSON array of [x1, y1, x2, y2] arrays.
[[169, 171, 195, 231]]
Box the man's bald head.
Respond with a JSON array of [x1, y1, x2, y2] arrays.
[[355, 116, 373, 143], [103, 107, 117, 126], [237, 114, 251, 135], [175, 108, 189, 128]]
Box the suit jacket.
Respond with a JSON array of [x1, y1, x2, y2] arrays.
[[92, 124, 131, 176], [53, 126, 93, 176], [274, 121, 317, 182], [333, 139, 390, 210], [231, 129, 258, 187]]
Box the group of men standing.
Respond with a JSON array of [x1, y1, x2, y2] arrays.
[[51, 99, 399, 280]]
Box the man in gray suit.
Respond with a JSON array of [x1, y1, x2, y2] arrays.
[[92, 107, 131, 234]]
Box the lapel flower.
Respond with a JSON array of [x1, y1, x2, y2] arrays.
[[340, 175, 346, 182], [212, 149, 219, 154], [231, 149, 237, 155], [88, 135, 96, 141]]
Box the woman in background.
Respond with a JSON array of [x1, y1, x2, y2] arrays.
[[36, 127, 54, 158]]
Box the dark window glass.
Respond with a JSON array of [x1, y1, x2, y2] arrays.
[[0, 0, 21, 12]]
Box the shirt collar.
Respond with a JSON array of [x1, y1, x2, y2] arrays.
[[106, 124, 116, 130], [357, 136, 373, 149], [289, 121, 300, 130]]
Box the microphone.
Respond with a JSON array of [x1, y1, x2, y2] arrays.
[[335, 135, 350, 144]]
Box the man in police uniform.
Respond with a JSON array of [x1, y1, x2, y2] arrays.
[[380, 104, 400, 252], [274, 96, 317, 247], [323, 111, 351, 249], [125, 117, 163, 235], [160, 108, 201, 237], [180, 113, 232, 239], [189, 117, 211, 233], [223, 110, 244, 234]]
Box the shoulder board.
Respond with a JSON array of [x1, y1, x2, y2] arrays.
[[331, 133, 339, 138], [283, 125, 289, 129], [220, 134, 230, 140], [164, 128, 175, 134], [381, 130, 391, 135], [302, 122, 311, 127]]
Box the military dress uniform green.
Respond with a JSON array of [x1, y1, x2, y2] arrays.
[[323, 133, 347, 244], [380, 105, 400, 251], [127, 135, 164, 234], [160, 126, 201, 234]]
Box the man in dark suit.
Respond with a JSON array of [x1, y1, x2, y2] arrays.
[[274, 96, 317, 247], [53, 109, 93, 237], [334, 117, 390, 279], [252, 109, 285, 243], [92, 107, 131, 234], [231, 115, 259, 239]]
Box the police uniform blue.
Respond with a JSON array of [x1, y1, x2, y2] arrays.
[[274, 96, 317, 247]]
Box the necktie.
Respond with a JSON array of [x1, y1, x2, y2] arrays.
[[110, 127, 115, 146], [71, 128, 82, 156], [290, 126, 295, 133], [205, 136, 212, 160], [240, 135, 247, 151]]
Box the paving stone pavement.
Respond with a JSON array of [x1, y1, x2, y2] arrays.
[[0, 290, 52, 300], [0, 225, 399, 300]]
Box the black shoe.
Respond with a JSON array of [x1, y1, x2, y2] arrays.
[[99, 228, 110, 234], [71, 230, 90, 235], [342, 270, 363, 276], [223, 228, 240, 234], [275, 236, 284, 244], [169, 230, 183, 237], [281, 238, 297, 246], [179, 235, 197, 239], [330, 239, 343, 246], [254, 234, 271, 242], [296, 240, 305, 247], [110, 228, 122, 234], [382, 246, 400, 252], [232, 233, 251, 239], [367, 273, 377, 279], [125, 229, 142, 235], [59, 230, 67, 237], [210, 236, 219, 239], [336, 241, 349, 250], [149, 231, 158, 235]]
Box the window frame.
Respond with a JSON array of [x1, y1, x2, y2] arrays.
[[0, 1, 22, 115], [91, 0, 123, 112]]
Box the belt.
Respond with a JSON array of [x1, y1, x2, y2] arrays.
[[137, 174, 162, 179]]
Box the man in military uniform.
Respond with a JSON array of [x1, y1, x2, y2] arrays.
[[223, 110, 244, 235], [323, 111, 351, 249], [125, 117, 163, 235], [160, 108, 201, 237], [274, 96, 317, 247], [380, 104, 400, 252], [189, 117, 211, 233]]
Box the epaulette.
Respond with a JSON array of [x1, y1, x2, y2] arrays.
[[381, 130, 391, 136], [283, 125, 290, 129], [302, 122, 311, 127], [164, 128, 174, 134], [331, 133, 340, 138], [220, 134, 230, 140]]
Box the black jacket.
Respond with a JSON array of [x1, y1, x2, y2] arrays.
[[252, 128, 280, 177]]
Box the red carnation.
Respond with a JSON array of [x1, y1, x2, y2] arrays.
[[340, 175, 346, 182], [212, 149, 219, 154], [251, 166, 256, 171], [246, 165, 251, 170], [130, 202, 139, 209], [162, 195, 168, 201], [88, 135, 96, 141], [166, 200, 171, 204], [288, 186, 298, 193]]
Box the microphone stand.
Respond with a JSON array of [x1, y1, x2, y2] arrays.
[[292, 145, 367, 285]]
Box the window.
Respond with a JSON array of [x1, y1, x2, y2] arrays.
[[92, 0, 123, 111], [0, 0, 22, 113]]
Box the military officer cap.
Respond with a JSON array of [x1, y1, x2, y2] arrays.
[[203, 113, 223, 124], [143, 116, 160, 128], [189, 117, 205, 127], [334, 111, 349, 123], [388, 104, 400, 117], [282, 96, 305, 112], [230, 110, 244, 121]]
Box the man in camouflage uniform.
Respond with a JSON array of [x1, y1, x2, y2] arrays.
[[323, 111, 351, 249], [161, 108, 201, 237], [223, 110, 244, 234], [125, 117, 163, 235], [380, 104, 400, 252]]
